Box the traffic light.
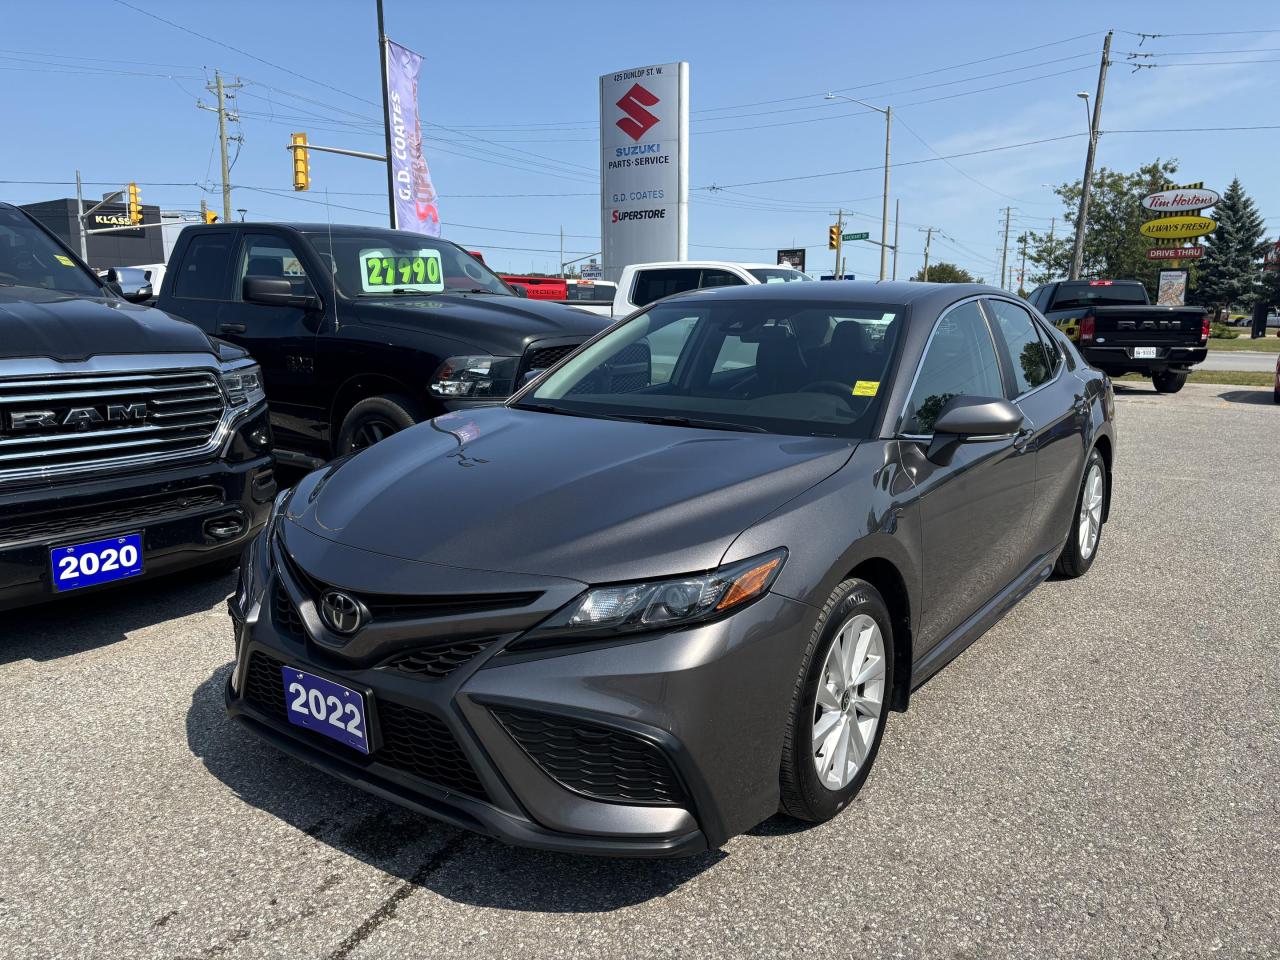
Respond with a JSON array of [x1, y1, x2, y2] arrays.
[[291, 132, 310, 191], [203, 209, 219, 224], [127, 182, 142, 224], [828, 225, 839, 250]]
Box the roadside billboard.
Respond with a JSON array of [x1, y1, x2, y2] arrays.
[[1156, 270, 1188, 306], [777, 248, 806, 271], [600, 62, 689, 282]]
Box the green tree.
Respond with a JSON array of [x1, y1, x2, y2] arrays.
[[1025, 158, 1181, 291], [1194, 177, 1267, 312], [911, 261, 975, 283]]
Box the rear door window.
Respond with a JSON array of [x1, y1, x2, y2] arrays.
[[986, 299, 1054, 396], [631, 268, 701, 308], [173, 232, 233, 300]]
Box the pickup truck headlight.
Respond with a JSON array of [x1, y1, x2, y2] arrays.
[[510, 549, 787, 651], [430, 355, 518, 398], [221, 363, 266, 408]]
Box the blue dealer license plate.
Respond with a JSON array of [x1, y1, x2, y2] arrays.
[[282, 666, 370, 754], [50, 533, 144, 592]]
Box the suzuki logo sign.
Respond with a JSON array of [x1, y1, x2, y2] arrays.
[[615, 83, 660, 141]]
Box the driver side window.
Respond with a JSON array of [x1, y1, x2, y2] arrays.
[[236, 236, 313, 301], [901, 301, 1004, 435]]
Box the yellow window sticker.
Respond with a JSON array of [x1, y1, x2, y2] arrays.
[[54, 254, 75, 266], [852, 380, 879, 397]]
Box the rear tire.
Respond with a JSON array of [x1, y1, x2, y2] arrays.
[[336, 394, 422, 456], [1055, 447, 1107, 578], [779, 578, 894, 823], [1273, 386, 1280, 405], [1152, 369, 1188, 394]]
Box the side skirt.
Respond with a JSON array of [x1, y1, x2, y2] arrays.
[[908, 544, 1062, 693]]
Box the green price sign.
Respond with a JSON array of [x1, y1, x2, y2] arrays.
[[358, 248, 444, 293], [842, 231, 870, 242]]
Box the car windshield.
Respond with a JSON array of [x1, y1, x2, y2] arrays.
[[1050, 281, 1147, 310], [303, 230, 511, 298], [748, 268, 812, 284], [517, 298, 903, 439], [0, 206, 101, 295]]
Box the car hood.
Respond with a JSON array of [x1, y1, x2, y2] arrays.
[[285, 406, 855, 584], [355, 294, 608, 356], [0, 286, 215, 361]]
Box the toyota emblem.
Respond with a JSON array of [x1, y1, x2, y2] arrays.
[[319, 590, 365, 634]]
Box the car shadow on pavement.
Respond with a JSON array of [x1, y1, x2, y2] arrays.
[[0, 566, 236, 665], [186, 665, 725, 913], [1216, 388, 1275, 406]]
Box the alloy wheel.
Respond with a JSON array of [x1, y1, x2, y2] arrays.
[[1078, 462, 1104, 560], [811, 613, 886, 790], [351, 417, 396, 451]]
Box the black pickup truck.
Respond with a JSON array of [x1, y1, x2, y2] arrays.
[[154, 222, 608, 468], [0, 203, 275, 612], [1028, 279, 1208, 393]]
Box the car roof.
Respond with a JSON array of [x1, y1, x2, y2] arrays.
[[670, 278, 1007, 312]]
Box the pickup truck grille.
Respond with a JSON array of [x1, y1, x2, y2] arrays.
[[0, 369, 226, 479]]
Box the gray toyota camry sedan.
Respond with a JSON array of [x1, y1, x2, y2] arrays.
[[226, 281, 1116, 857]]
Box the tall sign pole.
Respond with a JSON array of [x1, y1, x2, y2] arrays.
[[376, 0, 397, 228], [1069, 30, 1112, 280]]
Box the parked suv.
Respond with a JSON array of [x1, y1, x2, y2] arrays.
[[0, 203, 274, 611], [154, 223, 607, 468]]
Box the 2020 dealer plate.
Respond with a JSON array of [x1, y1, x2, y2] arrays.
[[50, 533, 144, 592], [282, 666, 370, 753]]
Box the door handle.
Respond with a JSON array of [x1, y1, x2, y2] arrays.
[[218, 322, 247, 334], [1012, 428, 1033, 450]]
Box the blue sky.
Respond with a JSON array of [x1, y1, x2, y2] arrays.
[[2, 0, 1277, 279]]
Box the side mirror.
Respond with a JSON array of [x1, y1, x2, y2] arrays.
[[926, 396, 1023, 465], [105, 267, 153, 303], [243, 276, 320, 310]]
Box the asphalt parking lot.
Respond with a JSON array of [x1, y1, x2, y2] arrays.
[[2, 381, 1277, 960]]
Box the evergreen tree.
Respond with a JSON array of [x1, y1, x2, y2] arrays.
[[1194, 177, 1267, 311], [1259, 238, 1280, 310]]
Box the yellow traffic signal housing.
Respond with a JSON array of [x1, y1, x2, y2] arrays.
[[127, 182, 142, 224], [828, 225, 839, 250], [204, 209, 219, 224], [291, 132, 310, 191]]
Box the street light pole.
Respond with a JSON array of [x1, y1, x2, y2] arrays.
[[825, 93, 892, 280], [1069, 30, 1112, 280]]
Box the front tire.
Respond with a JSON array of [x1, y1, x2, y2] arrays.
[[335, 394, 422, 456], [779, 579, 893, 823], [1152, 369, 1188, 394], [1055, 447, 1107, 578]]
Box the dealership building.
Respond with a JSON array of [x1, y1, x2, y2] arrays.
[[20, 198, 168, 270]]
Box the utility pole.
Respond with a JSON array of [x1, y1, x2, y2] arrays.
[[921, 226, 934, 281], [74, 169, 88, 260], [880, 106, 892, 281], [199, 71, 242, 222], [833, 208, 845, 279], [1018, 232, 1028, 294], [559, 225, 565, 278], [1070, 30, 1113, 280], [999, 206, 1013, 290], [375, 0, 398, 228], [892, 199, 900, 280]]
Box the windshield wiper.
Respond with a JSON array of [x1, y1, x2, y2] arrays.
[[514, 402, 623, 421], [610, 414, 769, 433], [389, 288, 436, 295]]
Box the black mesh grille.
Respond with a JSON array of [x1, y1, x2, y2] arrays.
[[377, 699, 487, 799], [272, 580, 306, 640], [240, 651, 487, 800], [493, 708, 685, 806], [525, 344, 578, 372], [383, 639, 494, 679], [0, 486, 224, 544], [243, 651, 288, 719]]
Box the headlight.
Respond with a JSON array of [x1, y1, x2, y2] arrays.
[[430, 355, 518, 398], [221, 362, 266, 407], [511, 549, 786, 651]]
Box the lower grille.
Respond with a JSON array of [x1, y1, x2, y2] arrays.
[[493, 708, 685, 806], [241, 651, 487, 801], [383, 639, 495, 679], [0, 485, 223, 543], [272, 580, 306, 640]]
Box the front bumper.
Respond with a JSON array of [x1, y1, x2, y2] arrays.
[[0, 406, 275, 612], [225, 530, 816, 857]]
